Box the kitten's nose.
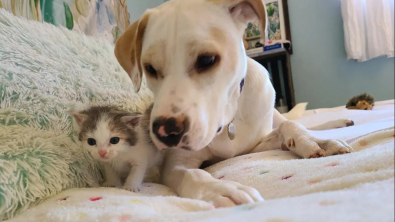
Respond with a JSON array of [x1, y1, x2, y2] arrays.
[[152, 116, 190, 147], [98, 149, 107, 157]]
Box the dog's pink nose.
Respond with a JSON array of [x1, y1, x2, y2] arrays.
[[98, 149, 107, 158], [152, 116, 190, 147], [157, 126, 167, 137]]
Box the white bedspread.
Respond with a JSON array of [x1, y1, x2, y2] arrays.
[[8, 100, 394, 222]]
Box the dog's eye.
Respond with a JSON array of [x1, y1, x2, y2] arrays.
[[145, 64, 157, 77], [196, 55, 219, 72], [110, 137, 120, 145], [87, 138, 96, 146]]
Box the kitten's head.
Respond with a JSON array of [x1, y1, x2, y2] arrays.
[[69, 106, 142, 162]]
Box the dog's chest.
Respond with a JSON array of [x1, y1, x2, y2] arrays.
[[208, 118, 259, 159], [208, 132, 238, 159]]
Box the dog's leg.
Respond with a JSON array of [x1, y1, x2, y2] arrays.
[[161, 148, 264, 208], [252, 120, 353, 158], [275, 107, 354, 131], [273, 109, 288, 129], [307, 119, 355, 130]]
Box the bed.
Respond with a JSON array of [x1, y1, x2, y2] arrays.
[[0, 9, 393, 222], [6, 100, 394, 222]]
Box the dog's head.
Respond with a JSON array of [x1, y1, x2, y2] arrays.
[[115, 0, 267, 151]]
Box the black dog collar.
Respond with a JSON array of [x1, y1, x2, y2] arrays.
[[216, 78, 246, 139], [240, 78, 245, 93], [227, 78, 246, 140]]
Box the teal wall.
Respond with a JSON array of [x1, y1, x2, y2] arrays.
[[126, 0, 164, 22], [288, 0, 394, 109], [125, 0, 394, 109]]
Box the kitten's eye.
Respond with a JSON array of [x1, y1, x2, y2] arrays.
[[144, 64, 157, 77], [87, 138, 96, 146], [110, 137, 120, 145], [195, 55, 219, 72]]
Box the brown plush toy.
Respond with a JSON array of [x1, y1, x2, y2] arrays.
[[346, 93, 375, 110]]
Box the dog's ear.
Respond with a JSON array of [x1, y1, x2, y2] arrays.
[[226, 0, 268, 44], [114, 13, 151, 93]]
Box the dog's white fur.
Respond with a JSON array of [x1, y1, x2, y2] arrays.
[[114, 0, 353, 207]]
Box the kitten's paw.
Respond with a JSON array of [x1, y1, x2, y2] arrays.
[[122, 183, 141, 192], [102, 180, 122, 188]]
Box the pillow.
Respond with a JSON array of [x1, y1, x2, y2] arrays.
[[0, 9, 153, 221]]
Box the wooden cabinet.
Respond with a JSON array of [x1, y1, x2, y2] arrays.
[[248, 48, 295, 112]]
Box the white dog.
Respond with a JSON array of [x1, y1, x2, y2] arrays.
[[114, 0, 353, 207]]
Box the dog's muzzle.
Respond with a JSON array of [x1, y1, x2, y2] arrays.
[[152, 115, 190, 147]]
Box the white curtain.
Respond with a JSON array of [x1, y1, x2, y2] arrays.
[[341, 0, 394, 62]]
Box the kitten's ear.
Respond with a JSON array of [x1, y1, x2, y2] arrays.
[[69, 110, 88, 129], [121, 114, 142, 129]]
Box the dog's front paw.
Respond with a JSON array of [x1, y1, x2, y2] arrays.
[[280, 121, 353, 158], [201, 181, 264, 208], [282, 135, 353, 158], [317, 139, 353, 156]]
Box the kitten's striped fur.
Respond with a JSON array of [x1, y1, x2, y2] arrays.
[[70, 103, 163, 192]]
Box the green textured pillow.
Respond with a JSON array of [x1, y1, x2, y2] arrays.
[[0, 9, 153, 221]]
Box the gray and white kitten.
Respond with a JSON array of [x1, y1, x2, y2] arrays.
[[69, 104, 162, 192]]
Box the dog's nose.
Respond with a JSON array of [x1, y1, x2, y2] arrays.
[[152, 116, 189, 147]]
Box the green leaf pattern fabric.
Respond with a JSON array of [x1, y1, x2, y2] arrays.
[[0, 0, 130, 43], [0, 9, 152, 221]]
